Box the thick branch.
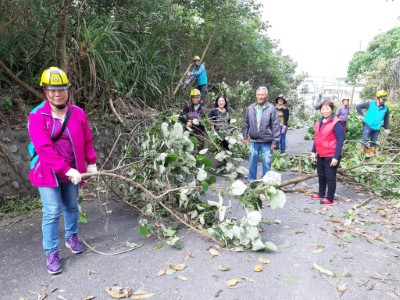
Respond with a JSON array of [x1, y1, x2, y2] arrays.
[[58, 0, 72, 71], [279, 173, 318, 188], [0, 60, 45, 101], [81, 172, 223, 245]]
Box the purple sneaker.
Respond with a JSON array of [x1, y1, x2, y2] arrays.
[[47, 251, 62, 274], [65, 234, 84, 254]]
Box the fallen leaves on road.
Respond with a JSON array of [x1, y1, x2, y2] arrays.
[[176, 275, 188, 281], [337, 284, 347, 294], [218, 265, 230, 271], [208, 247, 221, 258], [170, 263, 186, 271], [311, 245, 325, 254], [105, 286, 132, 299], [226, 278, 240, 287], [258, 257, 271, 264], [132, 290, 155, 299], [253, 265, 263, 272], [313, 263, 333, 277], [184, 253, 195, 260]]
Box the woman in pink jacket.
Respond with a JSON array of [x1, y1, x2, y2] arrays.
[[28, 67, 97, 274]]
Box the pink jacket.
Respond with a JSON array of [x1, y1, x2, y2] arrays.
[[28, 101, 97, 187]]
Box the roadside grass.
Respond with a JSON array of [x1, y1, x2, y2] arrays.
[[0, 197, 41, 218]]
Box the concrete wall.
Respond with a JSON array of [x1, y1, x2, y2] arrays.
[[0, 120, 144, 205]]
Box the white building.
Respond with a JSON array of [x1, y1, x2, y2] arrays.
[[297, 77, 363, 106]]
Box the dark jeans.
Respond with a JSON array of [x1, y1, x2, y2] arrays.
[[198, 84, 207, 104], [317, 156, 339, 200], [280, 125, 286, 154], [362, 123, 380, 147], [220, 139, 229, 150]]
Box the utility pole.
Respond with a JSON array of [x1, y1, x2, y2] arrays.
[[350, 40, 363, 105]]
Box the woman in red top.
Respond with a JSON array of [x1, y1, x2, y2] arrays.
[[311, 101, 345, 205]]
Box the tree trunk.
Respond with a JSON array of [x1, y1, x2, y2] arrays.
[[59, 0, 71, 72]]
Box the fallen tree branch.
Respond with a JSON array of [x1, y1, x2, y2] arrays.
[[0, 60, 45, 101], [82, 172, 223, 245], [81, 238, 143, 256], [279, 173, 318, 188], [109, 96, 124, 124], [353, 197, 374, 209]]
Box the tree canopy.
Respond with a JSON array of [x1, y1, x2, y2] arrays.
[[347, 27, 400, 100], [0, 0, 299, 114]]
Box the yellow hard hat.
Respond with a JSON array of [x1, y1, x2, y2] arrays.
[[40, 67, 70, 90], [376, 90, 388, 98], [190, 89, 201, 97], [193, 55, 201, 61]]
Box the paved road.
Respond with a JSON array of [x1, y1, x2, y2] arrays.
[[1, 128, 399, 300]]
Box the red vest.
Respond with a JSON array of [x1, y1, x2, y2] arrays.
[[314, 116, 340, 157]]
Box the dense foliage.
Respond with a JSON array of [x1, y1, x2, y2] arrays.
[[347, 27, 400, 100], [0, 0, 299, 116]]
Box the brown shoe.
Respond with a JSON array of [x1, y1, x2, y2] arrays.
[[369, 146, 376, 155]]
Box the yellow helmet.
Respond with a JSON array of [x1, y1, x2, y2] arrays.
[[40, 67, 70, 90], [376, 90, 388, 98], [193, 55, 201, 61], [190, 89, 201, 97]]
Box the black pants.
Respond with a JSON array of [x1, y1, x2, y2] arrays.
[[317, 156, 339, 200]]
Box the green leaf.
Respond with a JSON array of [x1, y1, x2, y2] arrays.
[[251, 238, 266, 251], [207, 175, 217, 185], [201, 181, 209, 192], [231, 180, 248, 195], [246, 211, 262, 226], [138, 225, 149, 236], [126, 241, 139, 248], [171, 222, 179, 230], [79, 213, 88, 224], [269, 189, 287, 209], [165, 153, 178, 164], [345, 233, 356, 242], [154, 242, 164, 250], [197, 168, 207, 181], [264, 241, 278, 252], [313, 263, 333, 276], [175, 243, 184, 250], [163, 229, 176, 237], [165, 268, 176, 275]]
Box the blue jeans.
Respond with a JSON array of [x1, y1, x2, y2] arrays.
[[362, 123, 380, 147], [280, 125, 286, 154], [248, 142, 273, 182], [38, 183, 79, 254]]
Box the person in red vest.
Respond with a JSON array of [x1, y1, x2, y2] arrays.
[[310, 101, 345, 205]]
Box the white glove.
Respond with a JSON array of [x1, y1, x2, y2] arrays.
[[86, 164, 98, 173], [65, 168, 82, 185], [192, 118, 199, 125], [384, 129, 390, 134]]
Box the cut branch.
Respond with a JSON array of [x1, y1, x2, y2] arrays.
[[0, 60, 45, 101], [81, 172, 223, 245]]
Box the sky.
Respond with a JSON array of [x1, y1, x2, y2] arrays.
[[260, 0, 400, 78]]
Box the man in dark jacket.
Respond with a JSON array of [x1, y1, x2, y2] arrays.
[[242, 86, 281, 182]]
